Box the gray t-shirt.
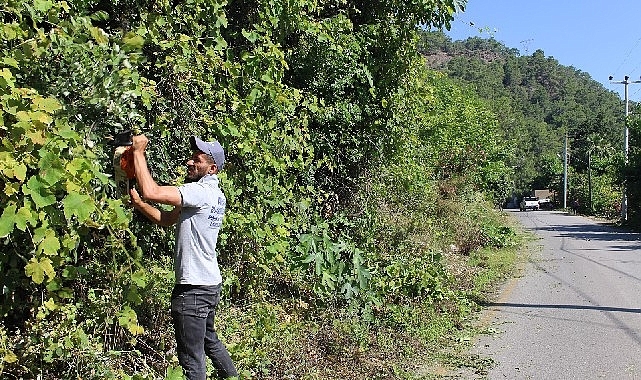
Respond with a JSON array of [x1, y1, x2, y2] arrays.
[[174, 174, 226, 285]]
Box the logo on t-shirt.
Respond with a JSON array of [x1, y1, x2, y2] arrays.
[[208, 197, 226, 228]]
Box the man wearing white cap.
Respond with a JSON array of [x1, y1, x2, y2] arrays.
[[129, 134, 237, 379]]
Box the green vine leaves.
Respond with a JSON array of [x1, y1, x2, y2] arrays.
[[0, 71, 128, 285]]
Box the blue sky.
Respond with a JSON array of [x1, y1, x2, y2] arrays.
[[444, 0, 641, 102]]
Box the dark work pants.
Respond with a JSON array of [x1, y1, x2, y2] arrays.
[[170, 284, 238, 380]]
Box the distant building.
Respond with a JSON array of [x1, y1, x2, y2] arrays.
[[534, 189, 554, 200]]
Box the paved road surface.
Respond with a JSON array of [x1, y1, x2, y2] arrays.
[[473, 210, 641, 379]]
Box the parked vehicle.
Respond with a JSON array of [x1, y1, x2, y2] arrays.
[[538, 198, 553, 209], [520, 196, 539, 211]]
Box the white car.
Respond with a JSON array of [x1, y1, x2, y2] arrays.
[[520, 197, 539, 211]]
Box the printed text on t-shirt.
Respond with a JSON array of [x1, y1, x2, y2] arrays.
[[208, 197, 226, 228]]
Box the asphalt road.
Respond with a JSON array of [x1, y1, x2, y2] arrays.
[[472, 209, 641, 379]]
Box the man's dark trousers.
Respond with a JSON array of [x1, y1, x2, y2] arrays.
[[171, 284, 237, 379]]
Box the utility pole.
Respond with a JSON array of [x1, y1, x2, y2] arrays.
[[588, 149, 593, 213], [609, 75, 641, 220], [563, 133, 568, 209]]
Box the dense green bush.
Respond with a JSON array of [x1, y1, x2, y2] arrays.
[[0, 0, 531, 378], [623, 118, 641, 224]]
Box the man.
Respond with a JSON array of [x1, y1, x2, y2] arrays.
[[128, 134, 238, 380]]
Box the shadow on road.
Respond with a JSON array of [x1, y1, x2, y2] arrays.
[[532, 222, 641, 250], [479, 302, 641, 314]]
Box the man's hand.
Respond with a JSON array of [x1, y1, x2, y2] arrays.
[[130, 133, 182, 207], [132, 134, 149, 153], [129, 187, 143, 209], [129, 186, 181, 226]]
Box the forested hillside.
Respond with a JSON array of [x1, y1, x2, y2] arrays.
[[420, 31, 630, 218]]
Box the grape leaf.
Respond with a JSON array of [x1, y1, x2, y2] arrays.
[[25, 257, 55, 284], [0, 203, 17, 237], [63, 193, 94, 222], [23, 176, 56, 208]]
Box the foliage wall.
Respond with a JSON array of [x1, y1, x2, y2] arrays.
[[0, 1, 536, 378], [625, 119, 641, 224]]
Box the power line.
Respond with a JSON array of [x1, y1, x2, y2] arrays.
[[610, 37, 641, 101], [613, 37, 641, 78], [520, 39, 534, 55], [624, 40, 641, 76]]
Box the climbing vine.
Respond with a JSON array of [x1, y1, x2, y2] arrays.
[[0, 0, 514, 378]]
